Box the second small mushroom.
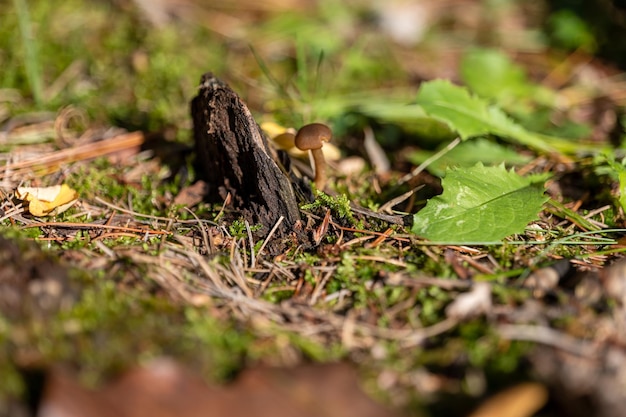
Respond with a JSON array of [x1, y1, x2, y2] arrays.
[[294, 123, 332, 190]]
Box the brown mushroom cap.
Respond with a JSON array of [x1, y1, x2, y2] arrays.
[[294, 123, 332, 151]]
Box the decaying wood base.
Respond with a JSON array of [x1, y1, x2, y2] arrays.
[[191, 73, 305, 239]]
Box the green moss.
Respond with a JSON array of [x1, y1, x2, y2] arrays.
[[262, 289, 296, 304], [228, 219, 262, 239], [301, 190, 358, 226], [417, 287, 450, 325], [0, 275, 258, 395], [182, 308, 252, 380]]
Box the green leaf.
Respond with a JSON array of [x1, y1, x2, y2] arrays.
[[357, 101, 457, 145], [407, 138, 531, 177], [598, 153, 626, 213], [548, 10, 597, 53], [461, 49, 528, 101], [618, 170, 626, 213], [414, 80, 572, 153], [412, 164, 548, 243], [460, 48, 555, 108]]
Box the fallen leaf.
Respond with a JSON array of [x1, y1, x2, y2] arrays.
[[467, 383, 548, 417], [38, 359, 401, 417], [16, 184, 78, 216], [172, 180, 208, 207]]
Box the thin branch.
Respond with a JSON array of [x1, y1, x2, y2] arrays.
[[498, 324, 599, 357]]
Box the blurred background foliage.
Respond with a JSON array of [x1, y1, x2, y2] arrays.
[[3, 0, 626, 141]]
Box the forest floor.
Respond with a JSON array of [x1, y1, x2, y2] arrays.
[[3, 1, 626, 416]]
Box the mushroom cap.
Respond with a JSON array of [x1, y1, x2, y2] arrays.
[[294, 123, 332, 151]]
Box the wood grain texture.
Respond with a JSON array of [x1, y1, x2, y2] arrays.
[[191, 73, 302, 236]]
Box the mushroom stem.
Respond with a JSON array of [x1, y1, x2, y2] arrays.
[[310, 148, 327, 190]]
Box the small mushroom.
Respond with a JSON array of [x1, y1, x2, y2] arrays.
[[294, 123, 332, 190]]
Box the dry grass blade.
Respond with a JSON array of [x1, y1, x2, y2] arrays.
[[184, 207, 213, 254], [0, 204, 25, 222], [148, 233, 462, 350], [363, 126, 390, 175], [397, 137, 461, 185], [0, 131, 145, 181], [20, 221, 170, 236], [378, 185, 423, 215], [255, 216, 284, 263]]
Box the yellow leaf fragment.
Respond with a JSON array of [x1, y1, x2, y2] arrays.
[[261, 121, 299, 151], [16, 184, 79, 216], [260, 121, 290, 139]]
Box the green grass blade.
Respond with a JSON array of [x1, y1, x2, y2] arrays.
[[13, 0, 43, 105]]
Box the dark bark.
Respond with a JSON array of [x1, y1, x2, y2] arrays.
[[191, 73, 303, 236]]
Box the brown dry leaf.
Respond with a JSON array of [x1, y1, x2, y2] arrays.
[[172, 180, 208, 207], [222, 362, 400, 417], [38, 360, 401, 417], [16, 184, 78, 216], [467, 383, 548, 417]]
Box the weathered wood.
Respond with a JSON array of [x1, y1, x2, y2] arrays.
[[191, 73, 302, 236]]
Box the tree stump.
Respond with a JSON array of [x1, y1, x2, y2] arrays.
[[191, 73, 305, 238]]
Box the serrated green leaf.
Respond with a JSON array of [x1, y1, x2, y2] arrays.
[[414, 80, 572, 153], [412, 164, 548, 243]]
